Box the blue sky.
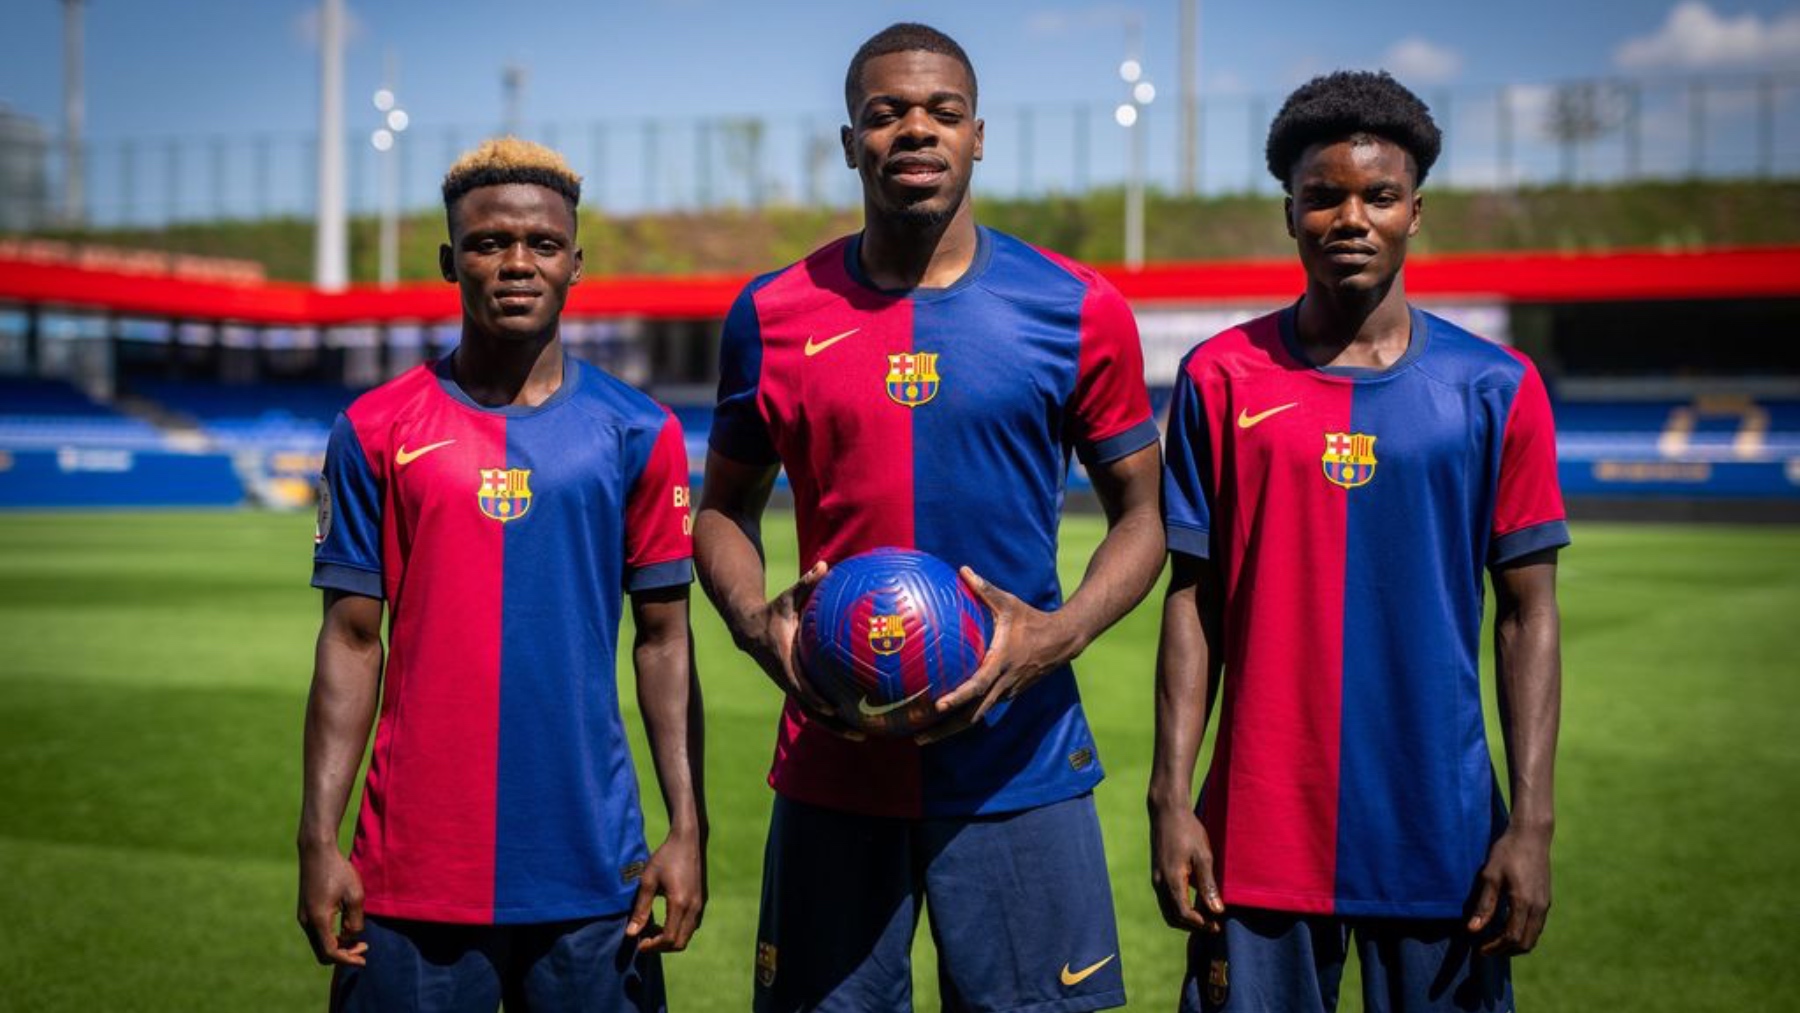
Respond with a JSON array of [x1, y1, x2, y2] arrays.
[[1, 1, 1797, 217]]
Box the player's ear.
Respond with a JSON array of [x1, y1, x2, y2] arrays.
[[841, 125, 856, 169], [439, 243, 455, 283], [1283, 196, 1296, 239], [973, 117, 984, 162], [571, 246, 584, 285], [1409, 192, 1423, 237]]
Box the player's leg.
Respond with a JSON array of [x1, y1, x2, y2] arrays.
[[329, 916, 505, 1013], [1179, 908, 1348, 1013], [753, 795, 922, 1013], [921, 792, 1126, 1013], [503, 913, 666, 1013], [1351, 918, 1512, 1013]]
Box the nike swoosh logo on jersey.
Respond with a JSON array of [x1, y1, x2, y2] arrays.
[[395, 440, 456, 466], [1060, 953, 1116, 987], [804, 328, 860, 357], [1237, 402, 1298, 429], [857, 685, 929, 718]]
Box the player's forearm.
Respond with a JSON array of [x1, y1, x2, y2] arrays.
[[1495, 572, 1562, 835], [633, 597, 708, 840], [297, 622, 382, 850], [1148, 561, 1218, 814], [693, 508, 774, 645], [1057, 446, 1166, 658]]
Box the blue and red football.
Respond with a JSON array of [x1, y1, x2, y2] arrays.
[[798, 547, 993, 736]]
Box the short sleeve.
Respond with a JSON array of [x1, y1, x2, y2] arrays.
[[1489, 356, 1570, 566], [311, 412, 385, 598], [1162, 355, 1216, 560], [1068, 280, 1159, 465], [708, 283, 779, 466], [624, 409, 695, 592]]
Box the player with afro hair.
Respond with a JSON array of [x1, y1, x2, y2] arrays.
[[1264, 70, 1442, 192]]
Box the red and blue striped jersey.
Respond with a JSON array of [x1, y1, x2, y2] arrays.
[[311, 355, 693, 925], [1163, 305, 1569, 917], [712, 227, 1159, 819]]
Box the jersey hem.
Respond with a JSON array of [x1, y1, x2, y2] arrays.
[[707, 428, 780, 469], [1166, 524, 1211, 560], [1079, 417, 1159, 466], [311, 561, 384, 599], [627, 557, 694, 591], [1223, 885, 1473, 920], [363, 889, 638, 926], [995, 987, 1127, 1013], [769, 768, 1105, 820], [1490, 519, 1571, 567]]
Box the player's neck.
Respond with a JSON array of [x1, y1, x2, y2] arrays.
[[451, 329, 565, 408], [1295, 274, 1412, 371], [858, 199, 979, 290]]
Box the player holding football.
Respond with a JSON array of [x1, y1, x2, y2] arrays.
[[1152, 71, 1567, 1012], [694, 22, 1164, 1013], [298, 139, 705, 1012]]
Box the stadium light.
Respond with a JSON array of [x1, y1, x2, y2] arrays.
[[1118, 29, 1154, 270], [373, 53, 407, 288]]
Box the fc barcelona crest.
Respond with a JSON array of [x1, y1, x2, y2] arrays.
[[1321, 432, 1378, 489], [886, 352, 941, 407], [756, 941, 779, 988], [869, 613, 906, 655], [1207, 958, 1230, 1005], [478, 467, 534, 522]]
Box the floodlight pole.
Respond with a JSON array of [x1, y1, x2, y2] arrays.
[[1180, 0, 1199, 195], [376, 50, 404, 289], [62, 0, 85, 226], [314, 0, 348, 290]]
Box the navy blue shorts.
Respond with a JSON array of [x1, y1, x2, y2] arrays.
[[754, 792, 1125, 1013], [1180, 908, 1513, 1013], [329, 912, 665, 1013]]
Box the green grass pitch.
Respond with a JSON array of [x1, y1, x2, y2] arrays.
[[0, 511, 1796, 1011]]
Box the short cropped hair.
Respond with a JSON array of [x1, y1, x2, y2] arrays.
[[441, 137, 582, 218], [844, 22, 978, 115], [1264, 71, 1441, 192]]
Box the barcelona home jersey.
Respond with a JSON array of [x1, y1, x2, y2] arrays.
[[712, 227, 1159, 819], [312, 355, 692, 924], [1163, 305, 1570, 917]]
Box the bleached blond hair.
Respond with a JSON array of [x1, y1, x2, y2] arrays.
[[441, 136, 582, 215]]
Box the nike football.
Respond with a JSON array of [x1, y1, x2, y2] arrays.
[[798, 547, 993, 736]]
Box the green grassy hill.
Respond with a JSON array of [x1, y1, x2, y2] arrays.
[[22, 180, 1800, 283]]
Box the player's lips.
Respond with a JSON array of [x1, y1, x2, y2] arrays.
[[885, 156, 949, 188], [493, 288, 541, 308], [1323, 243, 1378, 265]]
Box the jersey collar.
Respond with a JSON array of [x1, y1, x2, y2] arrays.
[[1278, 301, 1431, 381], [843, 225, 994, 303], [433, 348, 582, 416]]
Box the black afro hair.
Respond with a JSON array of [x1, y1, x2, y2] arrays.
[[1265, 70, 1441, 192]]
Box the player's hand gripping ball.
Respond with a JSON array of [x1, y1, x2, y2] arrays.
[[798, 548, 994, 736]]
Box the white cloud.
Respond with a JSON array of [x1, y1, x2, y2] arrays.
[[1382, 37, 1464, 85], [1614, 1, 1800, 71]]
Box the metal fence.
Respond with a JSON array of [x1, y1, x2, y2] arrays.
[[9, 70, 1799, 230]]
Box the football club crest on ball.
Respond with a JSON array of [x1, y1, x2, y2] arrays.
[[869, 613, 906, 655], [478, 467, 534, 522], [886, 352, 941, 407], [1321, 432, 1378, 489], [1207, 958, 1230, 1005], [756, 941, 779, 988]]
